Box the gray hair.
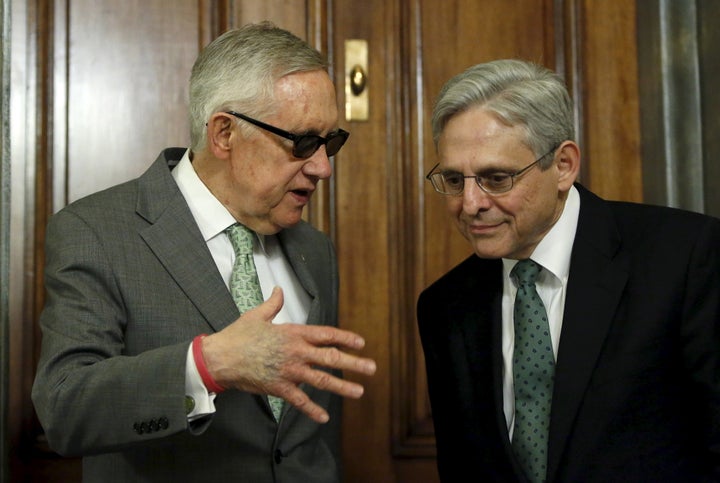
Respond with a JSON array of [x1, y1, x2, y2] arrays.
[[189, 22, 328, 151], [431, 59, 575, 165]]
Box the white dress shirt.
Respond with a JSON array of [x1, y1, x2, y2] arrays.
[[171, 149, 311, 420], [501, 185, 580, 439]]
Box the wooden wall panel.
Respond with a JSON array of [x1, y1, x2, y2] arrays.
[[389, 3, 558, 481], [5, 0, 645, 481], [331, 0, 398, 479], [331, 1, 559, 481], [6, 3, 35, 481], [578, 0, 642, 202], [231, 0, 307, 38], [8, 1, 207, 480], [63, 0, 199, 205], [417, 0, 556, 291]]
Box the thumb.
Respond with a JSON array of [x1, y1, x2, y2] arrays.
[[253, 286, 284, 322]]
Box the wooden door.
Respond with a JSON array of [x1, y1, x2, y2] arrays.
[[5, 0, 641, 482]]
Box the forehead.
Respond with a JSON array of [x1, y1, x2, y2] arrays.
[[437, 107, 529, 167], [274, 70, 338, 129]]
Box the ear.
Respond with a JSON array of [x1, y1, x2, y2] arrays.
[[555, 140, 581, 191], [206, 112, 235, 160]]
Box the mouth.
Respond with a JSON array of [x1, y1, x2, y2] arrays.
[[290, 188, 313, 203], [466, 221, 504, 234]]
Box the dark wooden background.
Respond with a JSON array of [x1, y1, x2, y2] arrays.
[[2, 0, 715, 481]]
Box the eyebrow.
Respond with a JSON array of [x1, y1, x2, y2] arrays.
[[291, 126, 342, 137], [440, 165, 516, 175]]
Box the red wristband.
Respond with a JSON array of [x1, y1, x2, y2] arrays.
[[192, 334, 225, 394]]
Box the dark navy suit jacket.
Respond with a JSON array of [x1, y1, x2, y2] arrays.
[[418, 184, 720, 482]]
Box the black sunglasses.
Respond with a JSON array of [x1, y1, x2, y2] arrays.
[[225, 111, 349, 159]]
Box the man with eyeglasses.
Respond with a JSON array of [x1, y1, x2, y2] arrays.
[[418, 59, 720, 482], [32, 22, 376, 482]]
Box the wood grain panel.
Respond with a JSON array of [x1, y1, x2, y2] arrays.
[[417, 0, 555, 288], [10, 1, 205, 480], [331, 0, 397, 479], [5, 0, 645, 481], [578, 0, 642, 202], [385, 2, 558, 476], [64, 0, 199, 204], [6, 2, 39, 480], [232, 0, 307, 38], [338, 1, 559, 481]]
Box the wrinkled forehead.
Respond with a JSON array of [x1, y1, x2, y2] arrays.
[[439, 108, 527, 151], [271, 71, 339, 128]]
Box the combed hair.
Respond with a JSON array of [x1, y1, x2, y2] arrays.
[[431, 59, 575, 165], [189, 22, 328, 151]]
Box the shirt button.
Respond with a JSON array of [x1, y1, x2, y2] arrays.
[[185, 396, 195, 415]]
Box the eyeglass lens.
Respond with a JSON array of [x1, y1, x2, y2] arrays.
[[294, 131, 348, 158]]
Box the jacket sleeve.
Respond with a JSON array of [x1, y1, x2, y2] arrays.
[[31, 207, 191, 457]]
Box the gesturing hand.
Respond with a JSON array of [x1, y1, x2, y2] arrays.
[[201, 287, 377, 423]]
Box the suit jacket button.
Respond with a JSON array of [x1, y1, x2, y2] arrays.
[[274, 449, 284, 464], [133, 422, 149, 434], [159, 417, 169, 430], [149, 419, 159, 432]]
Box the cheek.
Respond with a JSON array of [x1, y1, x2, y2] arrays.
[[445, 197, 463, 216], [512, 188, 557, 234], [267, 167, 306, 204], [236, 158, 290, 191]]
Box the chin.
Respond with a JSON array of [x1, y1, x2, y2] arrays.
[[470, 241, 512, 260], [269, 214, 303, 232], [473, 251, 507, 260]]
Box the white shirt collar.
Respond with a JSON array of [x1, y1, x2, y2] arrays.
[[171, 149, 269, 252], [503, 184, 580, 283]]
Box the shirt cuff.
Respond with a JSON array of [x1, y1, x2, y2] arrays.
[[185, 343, 217, 422]]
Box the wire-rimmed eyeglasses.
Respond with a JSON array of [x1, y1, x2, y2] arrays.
[[425, 144, 560, 195], [225, 111, 349, 159]]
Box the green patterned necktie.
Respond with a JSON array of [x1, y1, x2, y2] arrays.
[[226, 223, 284, 421], [511, 259, 555, 483]]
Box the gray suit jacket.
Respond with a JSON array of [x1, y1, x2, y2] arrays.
[[32, 148, 342, 482]]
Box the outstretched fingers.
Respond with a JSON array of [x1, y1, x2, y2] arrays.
[[277, 383, 331, 423], [269, 326, 377, 422], [292, 324, 368, 351], [274, 366, 366, 423], [305, 345, 377, 376], [279, 342, 376, 401], [277, 324, 377, 376]]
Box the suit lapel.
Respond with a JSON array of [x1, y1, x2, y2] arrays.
[[277, 228, 322, 325], [136, 151, 239, 333], [482, 268, 519, 465], [547, 185, 630, 480], [450, 258, 516, 454], [274, 227, 327, 423]]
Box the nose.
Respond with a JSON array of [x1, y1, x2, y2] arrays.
[[461, 178, 493, 215], [302, 147, 333, 179]]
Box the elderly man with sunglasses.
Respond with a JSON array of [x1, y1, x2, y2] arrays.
[[32, 22, 376, 483]]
